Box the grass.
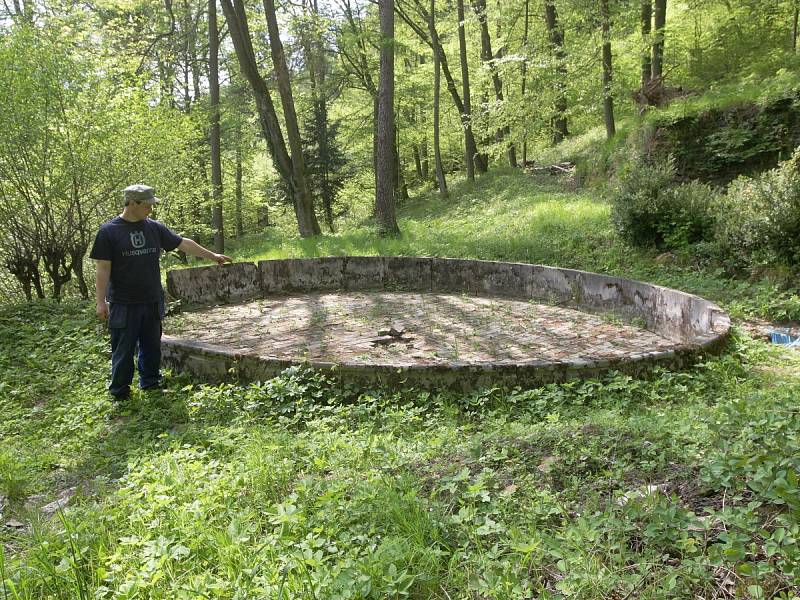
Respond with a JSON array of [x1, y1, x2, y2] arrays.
[[2, 171, 800, 599]]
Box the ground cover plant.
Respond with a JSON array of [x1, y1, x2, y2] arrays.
[[2, 174, 800, 599]]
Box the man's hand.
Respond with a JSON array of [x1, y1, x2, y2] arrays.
[[96, 301, 109, 321], [178, 239, 233, 265]]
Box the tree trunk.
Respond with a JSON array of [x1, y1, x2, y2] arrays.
[[601, 0, 615, 139], [471, 0, 515, 167], [375, 0, 400, 235], [432, 0, 448, 196], [521, 0, 529, 166], [263, 0, 320, 236], [793, 4, 798, 52], [420, 137, 430, 180], [69, 246, 89, 299], [393, 112, 407, 202], [413, 145, 424, 179], [394, 0, 487, 172], [640, 0, 652, 87], [544, 0, 568, 143], [235, 141, 244, 237], [456, 0, 475, 180], [209, 0, 224, 253], [652, 0, 666, 79], [220, 0, 319, 237]]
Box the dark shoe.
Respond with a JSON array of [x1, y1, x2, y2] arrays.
[[110, 392, 130, 403]]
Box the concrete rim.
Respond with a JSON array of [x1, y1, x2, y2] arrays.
[[162, 257, 731, 389]]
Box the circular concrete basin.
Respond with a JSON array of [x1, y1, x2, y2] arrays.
[[162, 257, 730, 390]]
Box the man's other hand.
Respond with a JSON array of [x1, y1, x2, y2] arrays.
[[213, 254, 232, 265], [96, 301, 109, 321]]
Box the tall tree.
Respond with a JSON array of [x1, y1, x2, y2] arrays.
[[521, 0, 530, 166], [792, 1, 798, 51], [471, 0, 516, 166], [336, 0, 407, 200], [430, 0, 448, 196], [640, 0, 652, 87], [600, 0, 615, 139], [299, 0, 338, 230], [456, 0, 476, 180], [544, 0, 568, 143], [263, 0, 320, 235], [652, 0, 666, 79], [219, 0, 321, 237], [395, 0, 488, 173], [209, 0, 224, 253], [375, 0, 400, 235]]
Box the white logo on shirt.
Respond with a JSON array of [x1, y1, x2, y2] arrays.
[[130, 231, 146, 249]]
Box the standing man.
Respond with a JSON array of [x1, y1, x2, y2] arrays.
[[90, 184, 231, 401]]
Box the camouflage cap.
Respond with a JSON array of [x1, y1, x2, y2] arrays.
[[123, 184, 160, 205]]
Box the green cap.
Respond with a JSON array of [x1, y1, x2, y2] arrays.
[[123, 184, 160, 204]]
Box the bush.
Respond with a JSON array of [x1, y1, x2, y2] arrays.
[[714, 147, 800, 269], [658, 181, 719, 249], [611, 157, 676, 248], [611, 157, 718, 251]]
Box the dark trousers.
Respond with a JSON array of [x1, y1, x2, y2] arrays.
[[108, 302, 162, 398]]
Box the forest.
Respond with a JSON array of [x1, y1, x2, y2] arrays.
[[2, 0, 800, 598]]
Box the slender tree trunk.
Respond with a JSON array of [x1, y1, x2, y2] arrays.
[[601, 0, 615, 139], [420, 137, 430, 179], [793, 4, 798, 52], [544, 0, 568, 143], [640, 0, 652, 87], [521, 0, 529, 166], [413, 146, 424, 179], [471, 0, 515, 166], [235, 142, 244, 237], [263, 0, 320, 235], [652, 0, 666, 79], [456, 0, 475, 180], [375, 0, 400, 235], [394, 0, 487, 172], [372, 96, 380, 194], [431, 0, 448, 196], [220, 0, 320, 237], [189, 22, 213, 243], [209, 0, 224, 253], [394, 127, 410, 202], [303, 0, 337, 231]]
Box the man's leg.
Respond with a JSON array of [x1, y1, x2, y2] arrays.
[[108, 304, 139, 399], [137, 302, 162, 390]]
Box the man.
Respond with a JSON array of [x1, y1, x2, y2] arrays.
[[90, 184, 231, 401]]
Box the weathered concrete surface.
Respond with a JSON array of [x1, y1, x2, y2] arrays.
[[167, 262, 260, 306], [163, 257, 731, 390]]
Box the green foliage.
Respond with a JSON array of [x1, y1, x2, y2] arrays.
[[646, 91, 800, 182], [714, 148, 800, 270], [0, 450, 28, 502], [2, 297, 800, 598], [302, 104, 350, 232], [610, 156, 676, 248]]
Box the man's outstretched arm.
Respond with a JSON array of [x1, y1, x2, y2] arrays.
[[178, 238, 232, 265]]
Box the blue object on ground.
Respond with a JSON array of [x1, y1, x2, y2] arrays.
[[769, 329, 800, 346]]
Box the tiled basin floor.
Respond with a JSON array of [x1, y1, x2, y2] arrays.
[[165, 292, 677, 366]]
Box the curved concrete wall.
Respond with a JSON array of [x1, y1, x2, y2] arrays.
[[164, 257, 731, 389]]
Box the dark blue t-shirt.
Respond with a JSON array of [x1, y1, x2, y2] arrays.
[[89, 217, 182, 303]]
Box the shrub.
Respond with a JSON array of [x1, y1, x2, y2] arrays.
[[611, 157, 676, 248], [611, 157, 718, 251], [658, 181, 719, 250], [714, 147, 800, 269]]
